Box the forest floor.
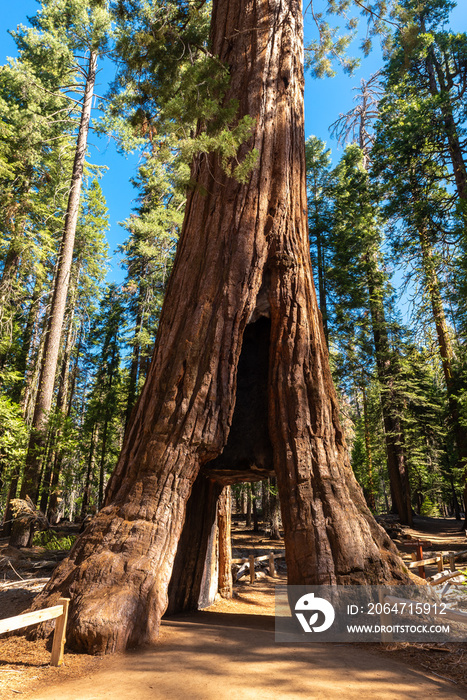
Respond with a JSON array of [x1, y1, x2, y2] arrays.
[[1, 515, 467, 698]]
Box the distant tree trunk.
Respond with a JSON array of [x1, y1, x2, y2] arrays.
[[11, 278, 42, 402], [18, 51, 97, 509], [218, 486, 233, 599], [65, 323, 82, 415], [241, 486, 247, 516], [448, 469, 461, 521], [233, 486, 241, 514], [361, 382, 376, 512], [364, 248, 412, 524], [31, 0, 409, 654], [125, 281, 145, 429], [418, 226, 454, 386], [98, 341, 117, 509], [47, 324, 84, 522], [21, 307, 48, 425], [314, 217, 329, 346], [269, 476, 281, 540], [252, 482, 259, 532], [1, 477, 18, 536], [0, 213, 30, 370], [246, 486, 252, 528], [98, 421, 109, 510], [261, 479, 270, 521], [80, 424, 99, 519], [423, 37, 467, 204]]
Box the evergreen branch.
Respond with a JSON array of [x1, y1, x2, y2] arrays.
[[351, 0, 400, 29]]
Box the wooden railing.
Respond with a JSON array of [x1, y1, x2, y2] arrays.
[[407, 547, 467, 579], [0, 598, 69, 666], [232, 550, 285, 583]]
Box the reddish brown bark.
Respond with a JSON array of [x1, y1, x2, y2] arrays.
[[218, 487, 233, 599], [166, 475, 222, 615], [31, 0, 409, 653]]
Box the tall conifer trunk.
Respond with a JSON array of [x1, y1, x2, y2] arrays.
[[17, 52, 97, 511], [331, 77, 412, 525], [421, 22, 467, 205], [361, 382, 376, 511], [32, 0, 409, 653], [40, 296, 77, 514], [364, 249, 412, 525], [417, 222, 467, 516]]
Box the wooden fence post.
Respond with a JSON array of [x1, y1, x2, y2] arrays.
[[449, 553, 456, 571], [437, 556, 444, 573], [249, 554, 255, 584], [50, 598, 70, 667], [416, 542, 425, 579], [269, 552, 276, 578]]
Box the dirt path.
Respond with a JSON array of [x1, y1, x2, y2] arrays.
[[20, 613, 467, 700], [3, 518, 467, 698], [402, 516, 467, 550]]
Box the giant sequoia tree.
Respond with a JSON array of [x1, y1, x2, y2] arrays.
[[33, 0, 409, 653]]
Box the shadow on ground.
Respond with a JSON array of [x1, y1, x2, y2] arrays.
[[24, 611, 467, 700]]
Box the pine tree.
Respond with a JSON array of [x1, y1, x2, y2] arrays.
[[83, 284, 126, 509], [0, 18, 76, 369], [387, 0, 467, 207], [18, 0, 112, 519], [120, 149, 183, 425], [305, 136, 333, 345], [41, 178, 109, 518], [372, 47, 467, 513]]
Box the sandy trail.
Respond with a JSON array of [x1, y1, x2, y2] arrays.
[[24, 612, 467, 700], [5, 517, 467, 698]]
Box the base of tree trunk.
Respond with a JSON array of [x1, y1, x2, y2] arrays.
[[166, 474, 222, 615], [28, 452, 200, 654], [9, 519, 34, 548]]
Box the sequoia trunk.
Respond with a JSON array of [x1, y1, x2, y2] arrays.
[[166, 474, 222, 614], [31, 0, 409, 653]]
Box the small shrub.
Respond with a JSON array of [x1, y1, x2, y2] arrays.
[[32, 530, 76, 550], [420, 497, 441, 518]]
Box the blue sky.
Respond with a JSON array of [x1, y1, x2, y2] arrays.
[[2, 1, 466, 285]]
